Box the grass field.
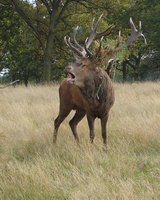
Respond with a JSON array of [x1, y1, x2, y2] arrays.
[[0, 82, 160, 200]]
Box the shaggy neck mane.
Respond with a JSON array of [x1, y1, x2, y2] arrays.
[[80, 70, 109, 107]]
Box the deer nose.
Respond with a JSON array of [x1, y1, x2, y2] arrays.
[[64, 66, 71, 72]]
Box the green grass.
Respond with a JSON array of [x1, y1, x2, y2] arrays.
[[0, 82, 160, 199]]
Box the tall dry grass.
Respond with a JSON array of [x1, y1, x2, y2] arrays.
[[0, 82, 160, 200]]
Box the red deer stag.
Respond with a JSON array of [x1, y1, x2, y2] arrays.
[[54, 15, 146, 151]]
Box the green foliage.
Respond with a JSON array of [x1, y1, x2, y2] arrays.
[[0, 0, 159, 83], [0, 2, 22, 65], [103, 0, 160, 81]]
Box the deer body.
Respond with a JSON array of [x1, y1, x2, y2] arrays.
[[53, 15, 146, 151], [54, 59, 114, 150]]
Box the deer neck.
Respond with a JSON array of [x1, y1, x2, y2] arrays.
[[79, 70, 108, 107]]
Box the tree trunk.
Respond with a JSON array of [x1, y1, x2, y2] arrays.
[[24, 71, 29, 86], [43, 30, 55, 83], [43, 6, 57, 83], [122, 61, 127, 83], [134, 73, 139, 81]]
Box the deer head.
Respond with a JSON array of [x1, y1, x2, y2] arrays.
[[64, 15, 147, 88]]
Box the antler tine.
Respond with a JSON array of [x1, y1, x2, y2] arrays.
[[68, 37, 84, 57], [92, 13, 115, 35], [84, 37, 94, 57], [86, 14, 115, 49], [141, 33, 147, 45], [64, 36, 70, 48], [85, 15, 102, 48], [95, 36, 104, 57], [138, 21, 141, 31], [139, 20, 147, 45], [124, 17, 147, 47], [64, 36, 84, 57], [130, 17, 137, 32], [64, 15, 117, 57], [73, 26, 84, 51], [94, 14, 103, 32], [115, 31, 121, 48], [90, 17, 95, 32], [97, 24, 115, 36]]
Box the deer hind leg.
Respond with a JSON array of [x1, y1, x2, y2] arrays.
[[87, 115, 95, 144], [69, 110, 86, 143], [101, 114, 109, 152], [53, 107, 72, 143]]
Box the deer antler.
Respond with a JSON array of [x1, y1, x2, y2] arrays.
[[73, 26, 84, 51], [115, 31, 121, 48], [125, 17, 147, 46], [64, 36, 84, 57], [64, 14, 115, 57], [85, 14, 114, 49], [95, 36, 104, 57], [115, 17, 147, 48], [65, 16, 147, 62]]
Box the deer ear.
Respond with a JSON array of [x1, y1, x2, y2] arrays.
[[73, 54, 80, 61]]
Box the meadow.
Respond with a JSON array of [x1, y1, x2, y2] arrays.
[[0, 81, 160, 200]]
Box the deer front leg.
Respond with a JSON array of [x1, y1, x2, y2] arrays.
[[101, 114, 109, 152], [87, 115, 95, 144], [53, 107, 72, 143], [69, 110, 86, 143]]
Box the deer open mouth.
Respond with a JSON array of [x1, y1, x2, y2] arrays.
[[67, 72, 75, 83]]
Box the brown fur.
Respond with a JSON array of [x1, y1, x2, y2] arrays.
[[54, 58, 115, 151]]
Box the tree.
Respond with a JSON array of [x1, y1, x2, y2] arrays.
[[105, 0, 160, 81], [2, 0, 159, 83], [0, 0, 23, 81], [8, 0, 106, 83], [0, 0, 44, 85]]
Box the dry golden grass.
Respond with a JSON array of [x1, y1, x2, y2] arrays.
[[0, 82, 160, 200]]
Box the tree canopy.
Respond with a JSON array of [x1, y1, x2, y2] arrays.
[[0, 0, 159, 84]]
